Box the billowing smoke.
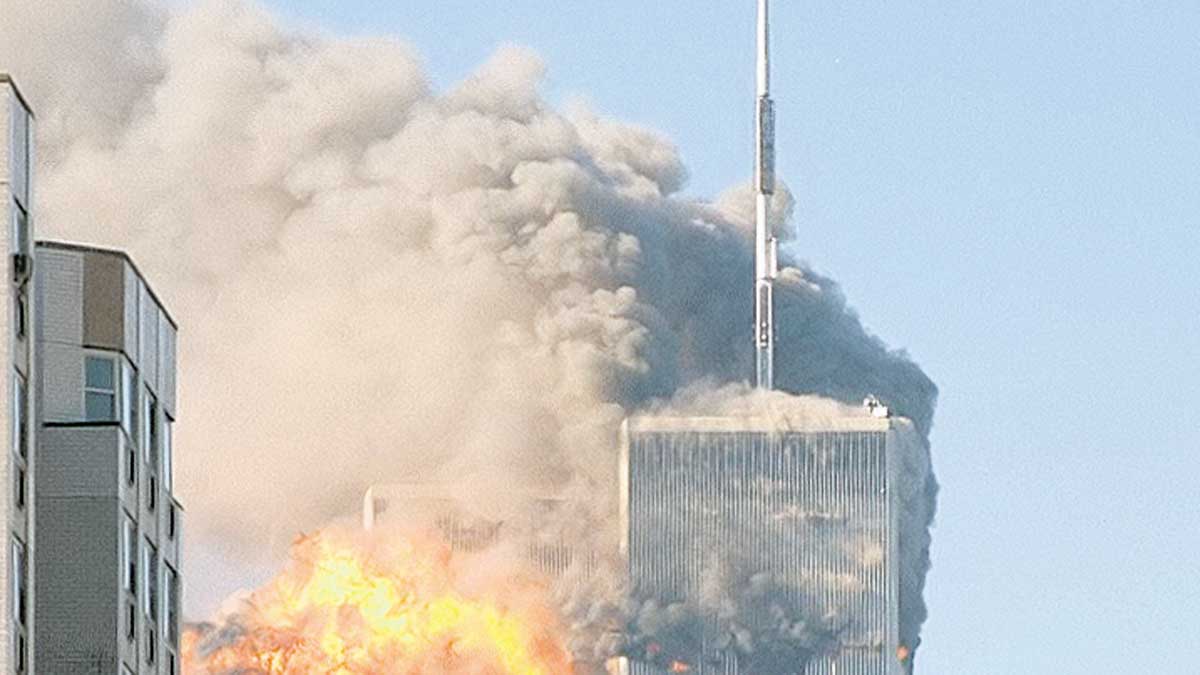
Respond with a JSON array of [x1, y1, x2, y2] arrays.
[[2, 0, 937, 664], [564, 565, 844, 671]]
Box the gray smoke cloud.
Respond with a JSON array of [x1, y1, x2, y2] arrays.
[[562, 564, 843, 672], [2, 0, 936, 660]]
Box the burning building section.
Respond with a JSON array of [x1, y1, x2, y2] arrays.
[[616, 407, 921, 675], [363, 484, 598, 580], [183, 530, 575, 674], [343, 3, 932, 674], [3, 0, 938, 672]]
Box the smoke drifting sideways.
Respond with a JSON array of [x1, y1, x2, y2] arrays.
[[1, 0, 936, 652]]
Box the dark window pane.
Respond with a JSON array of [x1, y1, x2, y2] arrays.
[[16, 377, 27, 458], [85, 392, 115, 421], [85, 357, 114, 389]]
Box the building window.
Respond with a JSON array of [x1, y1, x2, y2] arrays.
[[163, 417, 173, 493], [122, 361, 137, 439], [145, 391, 159, 511], [11, 538, 26, 627], [84, 356, 117, 421], [126, 601, 136, 642], [12, 371, 27, 510], [164, 564, 179, 646], [143, 391, 157, 467], [125, 437, 137, 487], [142, 540, 158, 620], [145, 538, 159, 666], [123, 518, 137, 594], [13, 292, 26, 340], [13, 467, 25, 511], [10, 200, 28, 257], [165, 563, 180, 674], [12, 371, 26, 459], [12, 536, 27, 675]]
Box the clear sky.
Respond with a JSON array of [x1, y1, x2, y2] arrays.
[[258, 2, 1199, 672]]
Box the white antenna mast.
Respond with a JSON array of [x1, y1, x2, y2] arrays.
[[754, 0, 778, 390]]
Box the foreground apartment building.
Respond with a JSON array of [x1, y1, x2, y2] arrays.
[[34, 242, 182, 674], [1, 73, 36, 675], [1, 72, 185, 675]]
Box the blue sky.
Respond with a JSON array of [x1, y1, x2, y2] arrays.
[[261, 2, 1199, 672]]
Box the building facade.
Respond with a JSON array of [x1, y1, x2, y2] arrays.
[[618, 415, 911, 675], [363, 484, 593, 580], [0, 74, 35, 675], [33, 242, 182, 675]]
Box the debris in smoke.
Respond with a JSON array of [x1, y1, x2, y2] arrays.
[[558, 565, 844, 674]]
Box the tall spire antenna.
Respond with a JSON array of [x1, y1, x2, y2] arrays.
[[754, 0, 777, 390]]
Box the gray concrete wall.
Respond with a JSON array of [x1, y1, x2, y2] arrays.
[[35, 242, 181, 675], [33, 495, 119, 674], [83, 253, 126, 352]]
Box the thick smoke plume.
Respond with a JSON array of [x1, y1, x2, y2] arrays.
[[562, 562, 844, 671], [2, 0, 937, 658]]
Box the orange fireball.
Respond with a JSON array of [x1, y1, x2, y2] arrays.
[[184, 530, 573, 674]]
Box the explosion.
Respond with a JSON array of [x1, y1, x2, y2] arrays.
[[183, 530, 573, 674]]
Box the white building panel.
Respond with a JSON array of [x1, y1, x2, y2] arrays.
[[36, 249, 83, 346], [156, 310, 170, 410], [123, 263, 139, 360], [8, 94, 30, 206], [0, 92, 9, 178], [160, 319, 177, 418], [139, 284, 158, 395], [39, 343, 83, 423]]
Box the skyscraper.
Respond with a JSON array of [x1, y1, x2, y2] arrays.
[[618, 410, 914, 675], [0, 73, 36, 675], [33, 242, 182, 675]]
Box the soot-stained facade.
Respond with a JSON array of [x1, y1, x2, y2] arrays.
[[619, 415, 912, 675]]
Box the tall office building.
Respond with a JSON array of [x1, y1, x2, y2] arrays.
[[33, 242, 182, 675], [618, 411, 914, 675], [0, 73, 35, 675]]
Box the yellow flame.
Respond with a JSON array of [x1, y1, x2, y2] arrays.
[[184, 531, 572, 674]]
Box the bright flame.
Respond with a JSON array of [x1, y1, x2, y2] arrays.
[[896, 645, 911, 662], [184, 530, 573, 674]]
